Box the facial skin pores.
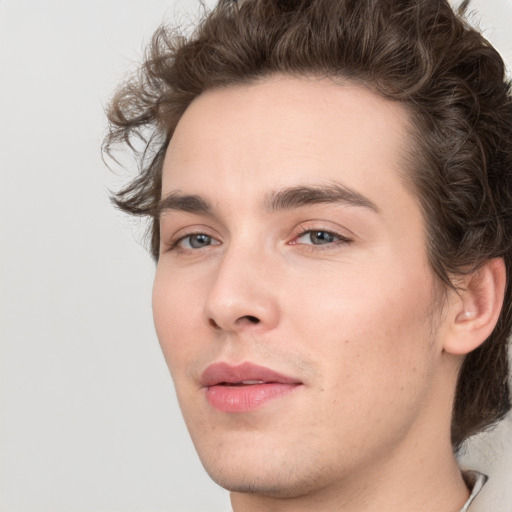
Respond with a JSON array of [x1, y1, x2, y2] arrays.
[[152, 76, 470, 511]]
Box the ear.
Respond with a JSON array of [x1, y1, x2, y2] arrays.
[[443, 258, 506, 355]]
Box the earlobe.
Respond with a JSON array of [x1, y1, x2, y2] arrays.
[[444, 258, 506, 355]]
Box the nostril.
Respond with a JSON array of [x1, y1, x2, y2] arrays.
[[208, 315, 261, 330], [209, 318, 220, 329]]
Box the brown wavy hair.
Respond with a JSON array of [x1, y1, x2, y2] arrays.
[[103, 0, 512, 451]]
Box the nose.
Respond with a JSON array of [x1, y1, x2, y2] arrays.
[[203, 244, 280, 334]]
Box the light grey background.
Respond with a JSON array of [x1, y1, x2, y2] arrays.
[[0, 1, 511, 511]]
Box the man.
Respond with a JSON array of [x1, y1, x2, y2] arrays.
[[103, 0, 512, 510]]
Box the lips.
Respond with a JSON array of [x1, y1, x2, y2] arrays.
[[200, 362, 302, 413]]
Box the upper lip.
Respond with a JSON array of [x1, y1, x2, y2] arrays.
[[200, 362, 302, 387]]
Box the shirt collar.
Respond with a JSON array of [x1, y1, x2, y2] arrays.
[[459, 470, 488, 512]]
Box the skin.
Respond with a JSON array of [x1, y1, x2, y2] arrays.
[[152, 75, 479, 511]]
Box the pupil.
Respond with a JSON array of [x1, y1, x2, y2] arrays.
[[190, 234, 210, 248], [312, 231, 334, 244]]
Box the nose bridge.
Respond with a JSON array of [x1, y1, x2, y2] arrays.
[[204, 235, 279, 332]]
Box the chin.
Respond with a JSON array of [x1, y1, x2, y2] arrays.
[[205, 466, 320, 498], [196, 444, 331, 498]]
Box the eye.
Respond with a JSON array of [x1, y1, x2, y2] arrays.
[[294, 229, 349, 246], [175, 233, 220, 250]]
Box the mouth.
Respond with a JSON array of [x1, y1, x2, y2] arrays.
[[217, 380, 267, 386], [200, 362, 303, 413]]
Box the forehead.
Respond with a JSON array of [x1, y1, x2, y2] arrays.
[[162, 75, 416, 220]]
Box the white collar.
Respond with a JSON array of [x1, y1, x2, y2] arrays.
[[459, 470, 488, 512]]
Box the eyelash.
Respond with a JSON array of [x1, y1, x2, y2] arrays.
[[164, 226, 352, 254], [166, 229, 218, 253], [292, 226, 352, 250]]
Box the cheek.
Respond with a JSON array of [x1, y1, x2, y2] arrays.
[[152, 267, 205, 374], [289, 261, 433, 331], [286, 261, 438, 390], [285, 270, 439, 452]]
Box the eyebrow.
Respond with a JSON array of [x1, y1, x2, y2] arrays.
[[264, 183, 379, 213], [157, 182, 379, 218], [157, 192, 211, 217]]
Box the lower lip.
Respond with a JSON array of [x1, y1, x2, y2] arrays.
[[205, 383, 300, 413]]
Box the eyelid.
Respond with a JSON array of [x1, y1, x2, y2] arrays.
[[162, 225, 222, 253], [288, 222, 354, 248], [293, 220, 353, 237], [160, 221, 354, 254], [178, 233, 221, 250]]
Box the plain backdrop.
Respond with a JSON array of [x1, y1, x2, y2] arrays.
[[1, 1, 511, 511]]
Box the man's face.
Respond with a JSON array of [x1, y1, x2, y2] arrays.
[[153, 76, 450, 497]]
